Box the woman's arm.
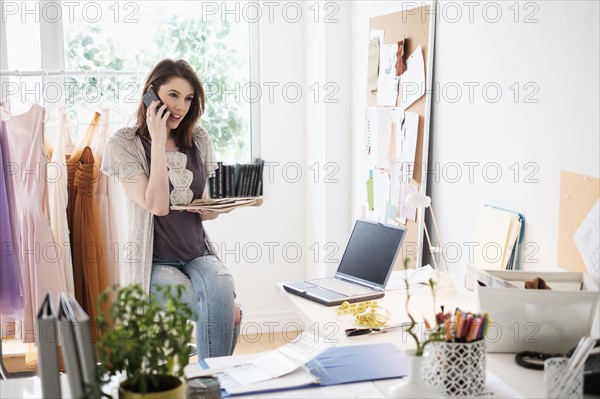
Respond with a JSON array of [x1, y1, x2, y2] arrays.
[[122, 102, 171, 216]]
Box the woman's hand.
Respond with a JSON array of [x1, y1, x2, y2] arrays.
[[146, 100, 170, 146], [187, 209, 220, 220]]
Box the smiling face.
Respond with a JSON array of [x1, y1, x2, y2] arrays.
[[156, 77, 195, 132]]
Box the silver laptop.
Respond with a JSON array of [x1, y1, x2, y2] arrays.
[[283, 220, 406, 306]]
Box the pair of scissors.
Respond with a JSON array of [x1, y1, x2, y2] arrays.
[[345, 322, 412, 337]]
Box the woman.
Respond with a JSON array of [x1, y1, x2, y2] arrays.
[[101, 59, 241, 359]]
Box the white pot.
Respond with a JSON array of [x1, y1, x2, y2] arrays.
[[388, 350, 439, 398]]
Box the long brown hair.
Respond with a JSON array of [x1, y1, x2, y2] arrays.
[[135, 59, 206, 148]]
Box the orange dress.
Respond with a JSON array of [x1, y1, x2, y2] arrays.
[[67, 113, 109, 339]]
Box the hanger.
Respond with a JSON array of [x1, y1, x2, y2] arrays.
[[42, 70, 51, 123], [19, 70, 37, 111]]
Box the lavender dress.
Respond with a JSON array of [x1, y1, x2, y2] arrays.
[[0, 120, 23, 315]]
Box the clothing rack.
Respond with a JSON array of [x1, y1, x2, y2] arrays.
[[0, 69, 142, 77]]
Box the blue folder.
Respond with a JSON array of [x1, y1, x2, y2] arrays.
[[203, 343, 409, 397], [305, 343, 409, 386]]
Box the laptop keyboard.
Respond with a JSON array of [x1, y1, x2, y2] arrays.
[[310, 278, 374, 296]]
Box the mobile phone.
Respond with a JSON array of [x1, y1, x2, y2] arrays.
[[142, 88, 165, 114]]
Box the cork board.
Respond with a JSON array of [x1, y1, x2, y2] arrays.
[[367, 4, 435, 269], [557, 171, 600, 271]]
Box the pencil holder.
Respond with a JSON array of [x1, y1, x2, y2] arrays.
[[422, 339, 486, 397], [543, 357, 583, 399]]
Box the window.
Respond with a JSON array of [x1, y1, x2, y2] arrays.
[[1, 0, 257, 163]]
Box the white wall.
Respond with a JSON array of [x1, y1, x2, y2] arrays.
[[206, 6, 308, 331], [350, 1, 599, 273], [429, 0, 599, 272], [208, 1, 352, 332], [195, 0, 600, 331]]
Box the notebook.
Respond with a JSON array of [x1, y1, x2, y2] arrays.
[[471, 205, 525, 270], [36, 293, 61, 399], [283, 220, 406, 306], [57, 293, 100, 398]]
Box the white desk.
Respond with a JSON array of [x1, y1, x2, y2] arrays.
[[0, 276, 546, 398], [276, 275, 545, 398]]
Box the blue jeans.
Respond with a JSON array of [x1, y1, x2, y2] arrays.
[[150, 252, 239, 359]]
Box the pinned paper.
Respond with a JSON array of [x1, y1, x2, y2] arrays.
[[399, 112, 419, 181], [389, 162, 403, 215], [399, 183, 418, 222], [390, 108, 404, 161], [395, 39, 407, 76], [367, 107, 395, 170], [385, 202, 398, 225], [376, 44, 399, 106], [373, 169, 390, 221], [367, 30, 383, 91], [573, 199, 600, 280], [364, 107, 377, 155], [399, 45, 425, 111]]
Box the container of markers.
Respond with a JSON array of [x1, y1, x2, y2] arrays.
[[423, 339, 486, 397]]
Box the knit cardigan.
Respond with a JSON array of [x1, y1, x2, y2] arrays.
[[100, 125, 217, 293]]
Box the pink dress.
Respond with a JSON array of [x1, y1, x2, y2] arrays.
[[6, 104, 67, 342]]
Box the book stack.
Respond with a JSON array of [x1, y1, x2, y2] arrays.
[[209, 159, 264, 199]]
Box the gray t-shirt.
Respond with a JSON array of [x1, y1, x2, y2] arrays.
[[141, 136, 207, 261]]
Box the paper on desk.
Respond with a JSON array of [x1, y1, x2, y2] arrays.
[[573, 198, 600, 280], [478, 370, 524, 398], [399, 45, 425, 112], [226, 367, 319, 396], [188, 332, 331, 388], [386, 265, 435, 290]]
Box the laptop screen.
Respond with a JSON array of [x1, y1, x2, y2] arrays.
[[336, 220, 406, 287]]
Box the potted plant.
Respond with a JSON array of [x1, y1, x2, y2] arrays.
[[401, 258, 446, 356], [389, 257, 446, 398], [96, 284, 194, 398]]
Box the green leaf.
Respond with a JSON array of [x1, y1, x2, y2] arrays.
[[81, 35, 93, 46]]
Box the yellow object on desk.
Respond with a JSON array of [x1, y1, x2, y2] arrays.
[[336, 300, 391, 328], [336, 300, 379, 315]]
